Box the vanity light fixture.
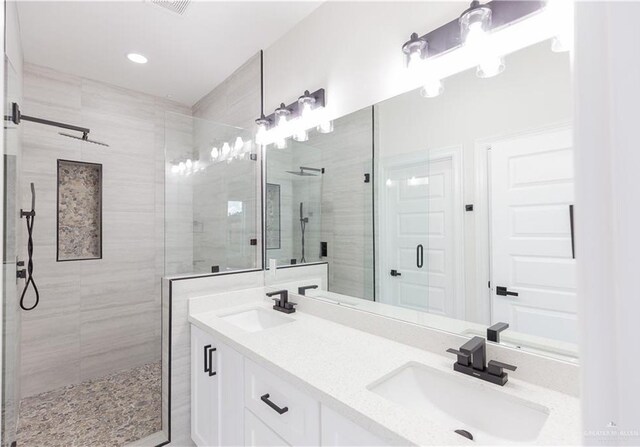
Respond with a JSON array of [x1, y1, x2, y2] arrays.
[[460, 1, 504, 78], [402, 1, 547, 94], [254, 88, 330, 147], [402, 33, 444, 98]]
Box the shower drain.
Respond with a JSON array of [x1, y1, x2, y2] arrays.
[[454, 429, 474, 441]]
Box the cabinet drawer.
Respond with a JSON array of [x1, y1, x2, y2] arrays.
[[244, 409, 290, 447], [244, 359, 320, 446]]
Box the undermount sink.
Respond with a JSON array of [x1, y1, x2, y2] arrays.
[[368, 362, 549, 444], [219, 307, 293, 333]]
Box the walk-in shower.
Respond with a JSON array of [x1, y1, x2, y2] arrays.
[[286, 166, 323, 264]]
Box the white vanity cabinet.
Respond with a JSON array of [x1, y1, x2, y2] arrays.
[[191, 324, 382, 447], [190, 325, 244, 447], [321, 405, 385, 446]]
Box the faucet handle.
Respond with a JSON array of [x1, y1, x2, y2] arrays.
[[487, 360, 517, 377], [446, 348, 470, 367], [487, 322, 509, 343]]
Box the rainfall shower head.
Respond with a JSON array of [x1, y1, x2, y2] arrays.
[[286, 166, 324, 176], [59, 132, 109, 147]]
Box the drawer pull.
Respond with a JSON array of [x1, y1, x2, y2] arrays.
[[204, 345, 217, 376], [260, 393, 288, 415]]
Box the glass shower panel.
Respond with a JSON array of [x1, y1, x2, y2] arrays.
[[2, 56, 22, 447], [164, 112, 259, 276]]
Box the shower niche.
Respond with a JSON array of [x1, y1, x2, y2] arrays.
[[57, 159, 102, 261]]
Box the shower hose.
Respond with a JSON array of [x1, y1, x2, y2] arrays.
[[20, 183, 39, 311]]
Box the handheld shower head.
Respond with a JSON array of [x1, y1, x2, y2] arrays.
[[59, 132, 109, 147]]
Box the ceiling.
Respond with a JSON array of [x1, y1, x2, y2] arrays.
[[17, 1, 322, 105]]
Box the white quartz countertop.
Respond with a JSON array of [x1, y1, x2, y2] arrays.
[[188, 288, 581, 446]]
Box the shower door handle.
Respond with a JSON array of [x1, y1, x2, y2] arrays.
[[416, 244, 424, 268]]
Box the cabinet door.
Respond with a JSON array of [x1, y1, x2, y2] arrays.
[[321, 405, 385, 446], [191, 325, 219, 446], [244, 409, 290, 447]]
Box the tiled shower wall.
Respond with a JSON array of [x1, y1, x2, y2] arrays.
[[19, 63, 190, 398]]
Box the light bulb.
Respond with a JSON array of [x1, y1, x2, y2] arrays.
[[255, 116, 270, 146], [275, 138, 287, 150], [211, 146, 219, 161], [420, 77, 443, 98], [317, 121, 334, 134], [178, 162, 186, 173], [408, 50, 423, 70], [171, 164, 179, 174], [221, 142, 231, 159], [193, 160, 200, 171], [465, 21, 487, 45], [234, 137, 244, 152], [293, 129, 308, 142], [477, 56, 505, 78], [185, 159, 192, 169], [548, 0, 574, 53]]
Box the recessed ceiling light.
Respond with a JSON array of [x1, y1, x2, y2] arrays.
[[126, 53, 148, 64]]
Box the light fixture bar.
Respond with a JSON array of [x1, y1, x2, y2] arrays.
[[403, 0, 545, 61], [261, 88, 326, 130]]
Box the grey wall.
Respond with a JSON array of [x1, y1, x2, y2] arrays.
[[19, 63, 190, 398]]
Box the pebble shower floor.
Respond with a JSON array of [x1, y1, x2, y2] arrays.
[[16, 362, 161, 447]]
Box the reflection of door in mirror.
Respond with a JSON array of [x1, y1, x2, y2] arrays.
[[379, 149, 464, 319], [488, 127, 576, 343]]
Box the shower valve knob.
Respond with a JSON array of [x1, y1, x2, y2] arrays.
[[17, 268, 26, 279]]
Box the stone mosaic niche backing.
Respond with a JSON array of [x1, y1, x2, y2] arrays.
[[57, 159, 102, 261]]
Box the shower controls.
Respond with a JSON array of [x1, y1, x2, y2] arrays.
[[390, 269, 402, 277], [320, 242, 328, 257], [17, 260, 26, 279], [267, 290, 297, 314], [203, 345, 217, 376]]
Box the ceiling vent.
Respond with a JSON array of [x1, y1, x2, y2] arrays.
[[150, 0, 190, 16]]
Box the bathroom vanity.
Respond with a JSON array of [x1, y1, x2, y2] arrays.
[[188, 287, 580, 446]]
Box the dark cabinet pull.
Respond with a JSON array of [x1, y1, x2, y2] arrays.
[[496, 286, 518, 297], [203, 345, 217, 376], [569, 204, 575, 259], [260, 393, 288, 415], [416, 244, 424, 268]]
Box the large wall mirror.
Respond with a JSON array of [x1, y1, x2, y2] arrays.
[[265, 38, 575, 362]]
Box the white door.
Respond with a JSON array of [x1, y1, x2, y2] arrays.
[[381, 153, 462, 318], [489, 128, 577, 343]]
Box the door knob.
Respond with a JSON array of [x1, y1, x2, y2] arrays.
[[496, 286, 518, 297], [390, 269, 402, 277]]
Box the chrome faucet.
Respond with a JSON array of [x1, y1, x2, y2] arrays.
[[447, 336, 517, 386]]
